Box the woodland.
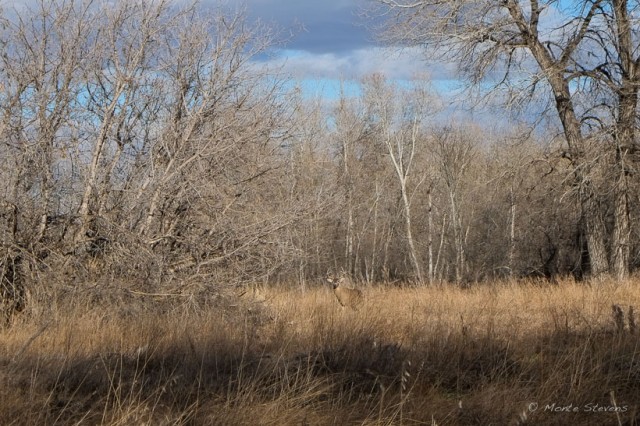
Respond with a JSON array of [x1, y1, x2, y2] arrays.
[[2, 0, 639, 296], [1, 2, 640, 425]]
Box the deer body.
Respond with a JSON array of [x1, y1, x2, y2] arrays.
[[326, 274, 363, 310]]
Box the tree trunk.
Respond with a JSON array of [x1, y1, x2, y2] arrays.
[[612, 166, 630, 281], [509, 186, 516, 277], [427, 189, 434, 284], [401, 184, 423, 283], [610, 0, 636, 281], [449, 190, 464, 283], [580, 185, 610, 277], [611, 98, 634, 281], [550, 76, 610, 277]]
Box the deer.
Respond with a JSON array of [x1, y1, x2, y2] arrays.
[[326, 272, 363, 310]]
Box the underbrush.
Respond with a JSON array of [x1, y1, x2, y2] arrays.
[[1, 278, 639, 425]]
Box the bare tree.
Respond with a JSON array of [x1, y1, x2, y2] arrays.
[[432, 127, 475, 283], [372, 0, 640, 280], [0, 0, 301, 289], [362, 75, 437, 283], [0, 0, 97, 247], [333, 91, 367, 276]]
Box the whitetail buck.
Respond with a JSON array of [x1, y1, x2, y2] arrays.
[[326, 273, 363, 310]]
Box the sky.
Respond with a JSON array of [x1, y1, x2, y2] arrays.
[[6, 0, 462, 108], [3, 0, 592, 127], [204, 0, 582, 131], [206, 0, 450, 100]]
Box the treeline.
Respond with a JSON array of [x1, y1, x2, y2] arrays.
[[0, 1, 638, 295]]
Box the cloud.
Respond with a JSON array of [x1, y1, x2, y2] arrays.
[[210, 0, 373, 54], [261, 46, 458, 84], [215, 0, 462, 90]]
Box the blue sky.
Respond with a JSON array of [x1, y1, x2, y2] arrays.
[[7, 0, 460, 102], [206, 0, 448, 100], [4, 0, 596, 116], [212, 0, 595, 131]]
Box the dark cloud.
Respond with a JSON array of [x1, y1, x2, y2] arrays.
[[219, 0, 373, 54], [225, 2, 448, 87]]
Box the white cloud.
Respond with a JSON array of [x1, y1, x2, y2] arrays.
[[261, 46, 458, 84]]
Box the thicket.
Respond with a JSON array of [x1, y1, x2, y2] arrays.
[[2, 1, 638, 308]]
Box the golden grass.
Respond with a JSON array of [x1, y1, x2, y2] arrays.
[[1, 277, 639, 425]]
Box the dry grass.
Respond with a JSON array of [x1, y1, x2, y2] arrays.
[[1, 277, 640, 425]]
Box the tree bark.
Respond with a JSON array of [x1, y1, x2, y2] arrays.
[[610, 0, 636, 281]]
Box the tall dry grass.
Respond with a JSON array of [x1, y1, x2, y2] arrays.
[[1, 277, 639, 425]]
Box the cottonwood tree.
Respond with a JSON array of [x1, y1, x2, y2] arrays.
[[273, 93, 340, 285], [372, 0, 640, 280], [362, 75, 437, 283], [332, 90, 369, 276], [329, 83, 402, 281], [431, 127, 475, 283]]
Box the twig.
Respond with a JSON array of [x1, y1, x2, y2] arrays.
[[11, 321, 51, 363], [126, 289, 191, 297]]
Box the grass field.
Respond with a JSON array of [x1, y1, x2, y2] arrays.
[[1, 278, 639, 425]]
